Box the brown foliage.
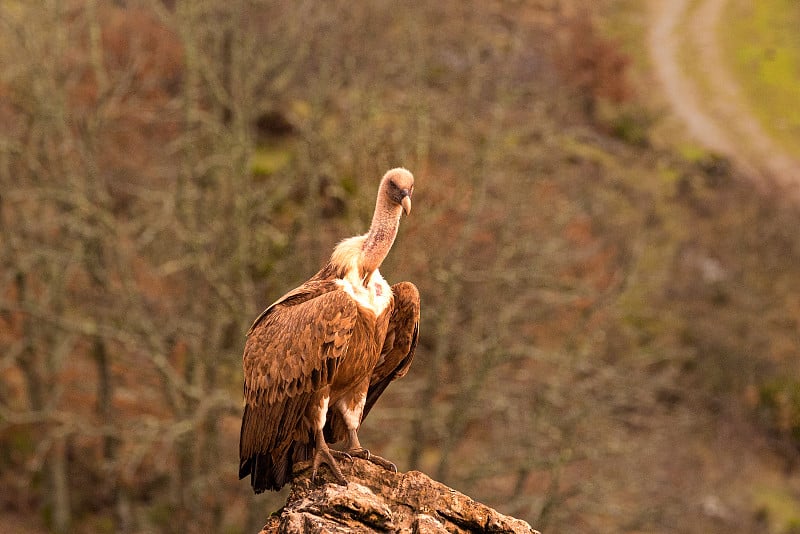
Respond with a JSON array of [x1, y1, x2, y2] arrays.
[[556, 8, 633, 111]]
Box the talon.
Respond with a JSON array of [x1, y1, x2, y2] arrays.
[[331, 450, 353, 462], [347, 448, 396, 473], [312, 440, 347, 486], [347, 447, 371, 460]]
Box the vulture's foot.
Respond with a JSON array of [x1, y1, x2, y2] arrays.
[[330, 449, 353, 462], [347, 447, 397, 473], [311, 442, 348, 486]]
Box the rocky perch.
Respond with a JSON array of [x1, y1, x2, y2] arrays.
[[259, 457, 539, 533]]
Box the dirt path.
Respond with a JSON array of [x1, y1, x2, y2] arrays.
[[649, 0, 800, 198]]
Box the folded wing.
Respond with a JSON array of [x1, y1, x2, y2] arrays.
[[239, 283, 357, 493], [363, 281, 420, 421]]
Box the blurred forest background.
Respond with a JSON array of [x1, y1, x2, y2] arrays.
[[1, 1, 800, 533]]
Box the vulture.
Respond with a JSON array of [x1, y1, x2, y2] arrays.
[[239, 168, 420, 493]]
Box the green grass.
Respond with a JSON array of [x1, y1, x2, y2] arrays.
[[251, 144, 293, 177], [678, 142, 713, 163], [722, 0, 800, 158], [752, 485, 800, 533]]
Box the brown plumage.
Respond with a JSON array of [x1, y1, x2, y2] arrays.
[[239, 168, 419, 493]]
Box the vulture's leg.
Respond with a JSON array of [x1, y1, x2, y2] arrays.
[[337, 392, 397, 473], [311, 395, 347, 485], [311, 428, 348, 485]]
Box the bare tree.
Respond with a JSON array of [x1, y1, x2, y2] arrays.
[[0, 1, 645, 532]]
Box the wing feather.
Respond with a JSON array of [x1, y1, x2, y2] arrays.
[[362, 281, 420, 422], [239, 282, 357, 492]]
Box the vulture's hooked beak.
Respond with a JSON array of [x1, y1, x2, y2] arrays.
[[401, 190, 412, 215]]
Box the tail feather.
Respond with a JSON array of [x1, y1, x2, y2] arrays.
[[239, 446, 293, 493], [239, 395, 319, 492], [239, 402, 294, 492]]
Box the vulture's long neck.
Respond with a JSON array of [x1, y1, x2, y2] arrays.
[[362, 191, 402, 275], [331, 181, 402, 283]]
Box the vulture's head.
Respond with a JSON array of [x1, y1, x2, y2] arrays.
[[381, 168, 414, 216]]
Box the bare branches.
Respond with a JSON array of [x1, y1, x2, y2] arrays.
[[0, 1, 646, 531]]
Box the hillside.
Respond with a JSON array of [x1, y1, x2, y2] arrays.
[[1, 1, 799, 533]]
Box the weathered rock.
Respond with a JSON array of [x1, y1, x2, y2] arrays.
[[259, 458, 539, 534]]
